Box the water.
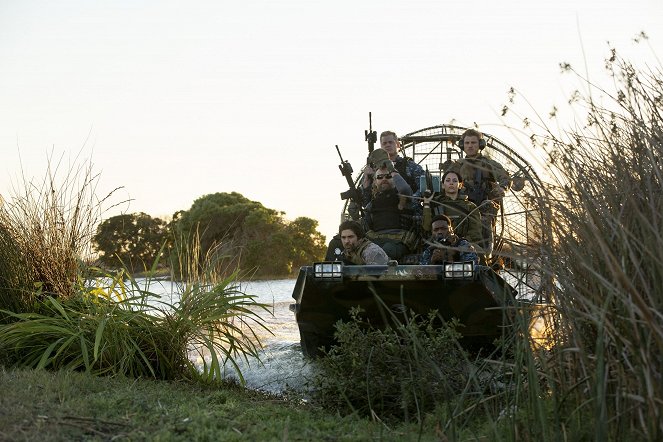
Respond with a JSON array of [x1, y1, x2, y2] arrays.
[[221, 279, 313, 394], [134, 277, 311, 395]]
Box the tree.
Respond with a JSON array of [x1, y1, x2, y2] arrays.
[[93, 213, 167, 272], [171, 193, 326, 277], [286, 217, 327, 269]]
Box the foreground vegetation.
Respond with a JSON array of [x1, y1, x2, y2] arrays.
[[0, 367, 438, 441], [1, 45, 662, 441], [499, 44, 663, 440]]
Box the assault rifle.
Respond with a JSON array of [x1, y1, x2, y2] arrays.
[[365, 112, 377, 154], [466, 167, 490, 205], [336, 145, 364, 219], [419, 166, 441, 198]]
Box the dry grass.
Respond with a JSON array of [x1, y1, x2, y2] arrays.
[[0, 155, 117, 302], [503, 48, 663, 440]]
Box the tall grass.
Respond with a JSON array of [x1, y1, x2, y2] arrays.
[[0, 223, 34, 322], [0, 157, 271, 384], [499, 48, 663, 440], [0, 156, 109, 302], [163, 231, 271, 383]]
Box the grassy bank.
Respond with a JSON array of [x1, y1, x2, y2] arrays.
[[0, 367, 445, 441]]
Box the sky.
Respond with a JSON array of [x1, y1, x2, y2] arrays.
[[1, 0, 661, 241]]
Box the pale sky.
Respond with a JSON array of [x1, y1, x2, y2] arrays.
[[1, 0, 661, 240]]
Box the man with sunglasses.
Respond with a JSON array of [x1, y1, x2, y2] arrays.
[[361, 164, 417, 261]]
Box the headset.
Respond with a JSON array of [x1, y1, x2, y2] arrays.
[[457, 131, 487, 151]]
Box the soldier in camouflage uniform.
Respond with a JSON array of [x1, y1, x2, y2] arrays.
[[449, 129, 511, 261], [361, 165, 417, 261], [339, 220, 389, 265], [422, 170, 482, 246]]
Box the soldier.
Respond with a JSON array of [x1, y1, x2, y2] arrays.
[[420, 215, 479, 265], [422, 170, 482, 246], [325, 149, 400, 262], [449, 129, 511, 261], [362, 164, 418, 261], [339, 220, 389, 265]]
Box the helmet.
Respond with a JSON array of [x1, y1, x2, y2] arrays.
[[368, 148, 394, 173]]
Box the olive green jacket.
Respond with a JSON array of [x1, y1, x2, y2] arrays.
[[344, 238, 389, 265], [450, 153, 511, 204], [423, 195, 482, 245]]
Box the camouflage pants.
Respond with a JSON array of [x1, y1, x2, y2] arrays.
[[479, 201, 499, 259]]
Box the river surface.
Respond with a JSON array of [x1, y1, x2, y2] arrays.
[[138, 278, 310, 394]]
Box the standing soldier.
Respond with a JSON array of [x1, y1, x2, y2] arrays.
[[450, 129, 511, 262]]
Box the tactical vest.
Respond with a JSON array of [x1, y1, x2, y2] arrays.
[[370, 189, 410, 231], [344, 237, 372, 265], [432, 199, 471, 228], [458, 155, 507, 206]]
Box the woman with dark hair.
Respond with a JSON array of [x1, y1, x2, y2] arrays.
[[422, 170, 483, 248]]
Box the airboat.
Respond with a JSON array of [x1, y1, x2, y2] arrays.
[[290, 123, 550, 357]]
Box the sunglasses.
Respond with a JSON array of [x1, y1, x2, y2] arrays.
[[375, 173, 392, 180]]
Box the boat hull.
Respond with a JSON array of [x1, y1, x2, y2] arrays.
[[290, 262, 517, 357]]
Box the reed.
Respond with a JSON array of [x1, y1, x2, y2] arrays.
[[0, 222, 34, 322], [0, 156, 109, 302], [496, 49, 663, 440]]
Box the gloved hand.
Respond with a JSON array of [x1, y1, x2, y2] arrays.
[[488, 184, 506, 199]]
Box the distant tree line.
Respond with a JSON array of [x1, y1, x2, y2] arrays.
[[92, 192, 326, 277]]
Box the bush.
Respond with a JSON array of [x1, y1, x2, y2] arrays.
[[0, 268, 270, 383], [311, 308, 468, 423]]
